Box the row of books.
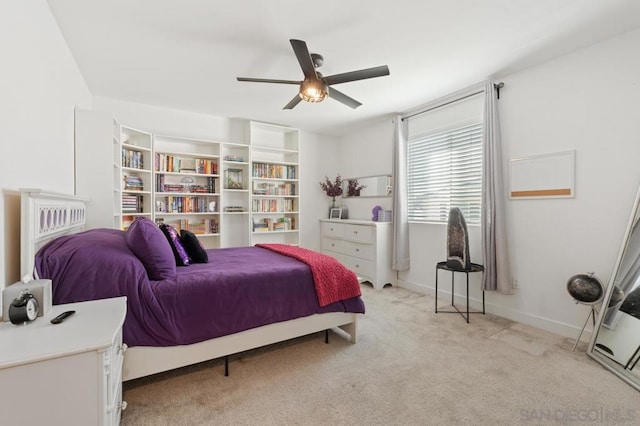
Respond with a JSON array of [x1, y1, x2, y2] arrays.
[[253, 217, 294, 232], [155, 175, 217, 193], [252, 163, 296, 180], [156, 196, 216, 213], [123, 175, 144, 191], [252, 199, 297, 213], [156, 218, 219, 235], [122, 195, 144, 213], [252, 181, 296, 196], [123, 149, 144, 169], [155, 153, 218, 175]]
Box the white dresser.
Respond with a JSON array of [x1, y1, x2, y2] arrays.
[[320, 219, 396, 289], [0, 297, 127, 425]]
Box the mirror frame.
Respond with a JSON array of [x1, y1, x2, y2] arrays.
[[588, 184, 640, 391], [342, 174, 392, 198]]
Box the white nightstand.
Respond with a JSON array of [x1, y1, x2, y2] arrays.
[[0, 297, 127, 425]]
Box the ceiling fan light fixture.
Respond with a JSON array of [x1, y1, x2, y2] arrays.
[[299, 78, 328, 103]]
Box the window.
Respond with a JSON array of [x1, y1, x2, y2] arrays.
[[407, 122, 483, 224]]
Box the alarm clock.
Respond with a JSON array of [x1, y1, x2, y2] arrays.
[[9, 290, 39, 325]]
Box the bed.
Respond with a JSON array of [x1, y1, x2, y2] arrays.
[[20, 189, 364, 381]]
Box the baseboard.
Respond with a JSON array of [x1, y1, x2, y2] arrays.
[[397, 279, 593, 342]]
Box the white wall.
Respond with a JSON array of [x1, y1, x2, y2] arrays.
[[92, 97, 340, 251], [336, 28, 640, 339], [0, 1, 91, 286], [337, 117, 395, 220]]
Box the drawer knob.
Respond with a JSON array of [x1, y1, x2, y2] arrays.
[[118, 343, 128, 354], [331, 243, 335, 247], [330, 228, 334, 231], [355, 264, 360, 268], [355, 248, 360, 252], [354, 231, 358, 234]]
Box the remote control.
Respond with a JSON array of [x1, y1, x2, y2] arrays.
[[50, 310, 76, 324]]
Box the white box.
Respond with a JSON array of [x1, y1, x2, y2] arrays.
[[2, 279, 52, 321], [377, 210, 392, 222]]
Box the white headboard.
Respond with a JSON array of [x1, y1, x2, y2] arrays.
[[20, 189, 88, 280]]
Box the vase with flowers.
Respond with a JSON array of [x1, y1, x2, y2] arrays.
[[319, 175, 343, 209]]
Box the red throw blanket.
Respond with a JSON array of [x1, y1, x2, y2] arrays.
[[256, 243, 361, 307]]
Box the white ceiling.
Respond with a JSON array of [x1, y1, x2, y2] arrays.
[[47, 0, 640, 136]]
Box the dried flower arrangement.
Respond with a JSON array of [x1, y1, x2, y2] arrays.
[[319, 175, 343, 206], [347, 179, 366, 197]]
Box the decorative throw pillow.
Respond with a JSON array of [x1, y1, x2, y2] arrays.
[[159, 224, 190, 266], [180, 230, 209, 263], [125, 217, 176, 280]]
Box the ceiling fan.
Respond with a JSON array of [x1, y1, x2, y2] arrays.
[[237, 39, 390, 110]]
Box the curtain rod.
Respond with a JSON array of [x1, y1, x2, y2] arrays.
[[401, 82, 504, 122]]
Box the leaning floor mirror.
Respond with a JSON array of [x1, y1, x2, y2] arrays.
[[588, 184, 640, 391]]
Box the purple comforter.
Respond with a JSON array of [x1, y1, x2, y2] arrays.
[[35, 229, 365, 347]]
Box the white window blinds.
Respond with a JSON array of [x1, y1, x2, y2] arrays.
[[407, 122, 483, 224]]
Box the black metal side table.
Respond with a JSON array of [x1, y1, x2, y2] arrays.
[[435, 261, 485, 323]]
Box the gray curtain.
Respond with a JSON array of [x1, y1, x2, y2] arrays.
[[481, 82, 513, 294], [392, 115, 410, 271]]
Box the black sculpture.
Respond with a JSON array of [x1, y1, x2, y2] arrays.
[[446, 207, 470, 270]]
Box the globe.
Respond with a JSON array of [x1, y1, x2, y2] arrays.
[[567, 273, 604, 305]]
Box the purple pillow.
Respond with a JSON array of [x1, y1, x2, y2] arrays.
[[159, 224, 190, 266], [180, 230, 209, 263], [125, 217, 176, 280]]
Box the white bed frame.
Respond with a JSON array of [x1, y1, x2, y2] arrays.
[[20, 189, 358, 381]]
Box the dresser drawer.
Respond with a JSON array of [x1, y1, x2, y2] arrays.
[[321, 222, 344, 238], [341, 256, 374, 279], [105, 327, 125, 407], [342, 240, 374, 260], [344, 224, 374, 244], [321, 237, 344, 254], [106, 380, 126, 426]]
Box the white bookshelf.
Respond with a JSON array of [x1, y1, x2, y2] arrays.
[[75, 112, 301, 249], [249, 121, 300, 246], [153, 134, 221, 248], [119, 126, 153, 229]]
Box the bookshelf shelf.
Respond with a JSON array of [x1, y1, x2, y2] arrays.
[[156, 171, 219, 178], [252, 146, 298, 154], [252, 195, 299, 199], [156, 212, 220, 216], [155, 192, 219, 196], [252, 177, 299, 182], [252, 230, 299, 235], [252, 211, 300, 215], [122, 142, 151, 152], [223, 160, 249, 166]]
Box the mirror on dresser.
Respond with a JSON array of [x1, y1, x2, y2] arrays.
[[342, 175, 392, 198], [588, 185, 640, 391]]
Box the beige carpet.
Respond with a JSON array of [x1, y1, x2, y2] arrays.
[[121, 285, 639, 425]]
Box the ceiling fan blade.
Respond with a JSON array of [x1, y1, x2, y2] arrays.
[[283, 95, 302, 110], [328, 87, 362, 109], [324, 65, 390, 86], [237, 77, 301, 85], [290, 39, 317, 80]]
